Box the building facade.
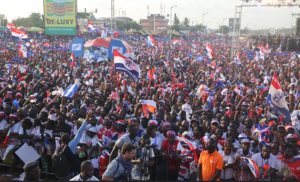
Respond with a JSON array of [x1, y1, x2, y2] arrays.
[[140, 14, 169, 32], [0, 14, 5, 26]]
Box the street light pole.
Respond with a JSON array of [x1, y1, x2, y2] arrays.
[[153, 14, 159, 32], [170, 5, 177, 38], [202, 13, 208, 32], [246, 23, 250, 35], [222, 18, 227, 39]]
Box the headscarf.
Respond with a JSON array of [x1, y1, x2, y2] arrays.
[[167, 130, 176, 138]]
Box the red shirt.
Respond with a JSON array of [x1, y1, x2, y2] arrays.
[[161, 139, 180, 173]]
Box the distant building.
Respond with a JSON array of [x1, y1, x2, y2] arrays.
[[90, 17, 132, 26], [0, 14, 5, 26], [140, 14, 169, 32]]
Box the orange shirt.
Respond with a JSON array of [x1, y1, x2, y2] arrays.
[[199, 150, 223, 181]]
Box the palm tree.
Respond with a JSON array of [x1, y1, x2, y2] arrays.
[[183, 17, 190, 27]]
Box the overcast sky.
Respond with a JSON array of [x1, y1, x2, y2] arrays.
[[0, 0, 299, 29]]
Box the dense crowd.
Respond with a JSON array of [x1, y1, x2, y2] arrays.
[[0, 29, 300, 181]]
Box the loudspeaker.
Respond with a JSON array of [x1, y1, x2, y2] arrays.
[[296, 18, 300, 36]]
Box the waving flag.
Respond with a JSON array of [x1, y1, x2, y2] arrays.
[[234, 53, 243, 68], [19, 44, 28, 58], [255, 124, 270, 146], [146, 35, 157, 47], [257, 86, 268, 96], [172, 38, 180, 45], [234, 86, 244, 98], [177, 134, 198, 161], [140, 100, 157, 117], [58, 43, 64, 48], [204, 44, 213, 59], [7, 22, 15, 29], [158, 42, 163, 50], [191, 43, 197, 49], [242, 157, 260, 179], [63, 84, 79, 98], [277, 156, 300, 180], [11, 28, 28, 41], [114, 50, 140, 81], [257, 44, 269, 52], [266, 73, 291, 122], [88, 21, 95, 31], [43, 43, 51, 48]]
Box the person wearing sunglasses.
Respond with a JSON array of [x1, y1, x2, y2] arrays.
[[22, 161, 40, 181]]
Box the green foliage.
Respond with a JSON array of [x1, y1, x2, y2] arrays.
[[171, 15, 181, 31], [77, 12, 96, 21], [12, 13, 44, 28], [116, 21, 142, 31], [183, 17, 190, 27], [216, 26, 229, 34]]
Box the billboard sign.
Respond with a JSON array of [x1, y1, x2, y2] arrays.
[[43, 0, 77, 35], [69, 38, 84, 57], [229, 18, 240, 36]]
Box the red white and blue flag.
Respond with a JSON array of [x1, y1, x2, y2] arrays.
[[146, 35, 157, 47], [88, 21, 95, 31], [242, 157, 260, 179], [18, 44, 28, 58], [114, 50, 140, 81], [255, 124, 270, 146], [11, 28, 28, 41], [266, 73, 291, 121], [7, 22, 15, 29], [158, 42, 163, 50], [177, 134, 198, 161], [277, 155, 300, 180], [234, 53, 243, 68], [204, 44, 213, 59]]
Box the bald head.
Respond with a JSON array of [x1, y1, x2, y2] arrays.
[[81, 161, 93, 171]]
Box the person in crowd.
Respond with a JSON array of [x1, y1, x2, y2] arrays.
[[102, 143, 136, 181], [109, 124, 139, 162], [52, 113, 90, 180], [132, 133, 155, 181], [22, 161, 40, 181], [219, 142, 235, 181], [198, 137, 223, 181], [70, 160, 99, 181]]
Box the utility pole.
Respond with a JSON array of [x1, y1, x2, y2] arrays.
[[202, 13, 208, 32], [170, 5, 177, 38], [147, 5, 149, 17]]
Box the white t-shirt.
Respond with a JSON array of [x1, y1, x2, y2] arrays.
[[251, 153, 277, 181], [7, 122, 22, 145], [0, 119, 8, 130], [150, 136, 162, 150], [70, 174, 99, 181], [158, 132, 167, 142], [219, 150, 234, 180]]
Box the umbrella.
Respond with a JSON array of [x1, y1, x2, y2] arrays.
[[84, 37, 134, 59], [27, 27, 44, 32], [84, 37, 110, 48], [17, 26, 24, 30]]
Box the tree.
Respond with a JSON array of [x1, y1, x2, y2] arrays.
[[216, 26, 229, 34], [12, 13, 44, 28], [183, 17, 190, 27], [116, 21, 142, 31], [172, 15, 181, 31], [77, 12, 96, 21]]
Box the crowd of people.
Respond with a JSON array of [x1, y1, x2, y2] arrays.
[[0, 28, 299, 181]]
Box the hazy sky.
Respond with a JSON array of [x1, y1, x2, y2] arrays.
[[0, 0, 299, 29]]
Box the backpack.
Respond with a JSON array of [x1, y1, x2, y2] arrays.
[[51, 145, 72, 177]]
